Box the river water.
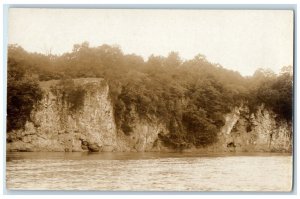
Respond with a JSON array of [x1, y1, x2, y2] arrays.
[[6, 152, 293, 191]]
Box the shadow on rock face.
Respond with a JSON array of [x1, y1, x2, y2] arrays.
[[87, 143, 101, 152]]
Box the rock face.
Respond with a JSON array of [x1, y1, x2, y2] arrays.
[[116, 120, 169, 152], [7, 78, 118, 152], [6, 79, 292, 152], [115, 105, 170, 152], [215, 106, 292, 152]]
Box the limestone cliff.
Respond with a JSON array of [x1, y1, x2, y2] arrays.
[[114, 104, 169, 152], [7, 78, 118, 152], [215, 105, 292, 152], [6, 79, 292, 152]]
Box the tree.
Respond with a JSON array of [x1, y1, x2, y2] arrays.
[[7, 46, 43, 131]]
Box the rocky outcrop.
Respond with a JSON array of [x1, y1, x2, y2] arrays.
[[114, 104, 170, 152], [6, 79, 292, 152], [7, 78, 118, 152], [7, 78, 168, 152], [215, 105, 292, 152], [116, 120, 169, 152]]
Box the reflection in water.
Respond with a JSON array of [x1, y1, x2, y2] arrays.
[[6, 152, 292, 191]]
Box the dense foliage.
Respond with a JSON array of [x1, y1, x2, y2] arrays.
[[7, 45, 43, 131], [7, 43, 293, 148], [246, 67, 293, 121]]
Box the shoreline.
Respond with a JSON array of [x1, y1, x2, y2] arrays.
[[6, 150, 293, 159]]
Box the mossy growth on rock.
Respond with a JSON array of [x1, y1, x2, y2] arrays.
[[51, 79, 86, 114]]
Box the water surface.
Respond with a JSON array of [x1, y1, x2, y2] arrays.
[[6, 152, 293, 191]]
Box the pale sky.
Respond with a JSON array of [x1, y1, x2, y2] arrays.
[[8, 8, 293, 76]]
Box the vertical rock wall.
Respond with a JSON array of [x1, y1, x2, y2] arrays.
[[7, 78, 119, 152], [217, 105, 292, 152], [6, 79, 292, 152]]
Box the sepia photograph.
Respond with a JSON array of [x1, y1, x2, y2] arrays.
[[5, 7, 294, 192]]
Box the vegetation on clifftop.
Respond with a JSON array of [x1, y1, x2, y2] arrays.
[[7, 43, 293, 148]]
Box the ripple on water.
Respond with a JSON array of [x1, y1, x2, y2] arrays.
[[6, 153, 293, 191]]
